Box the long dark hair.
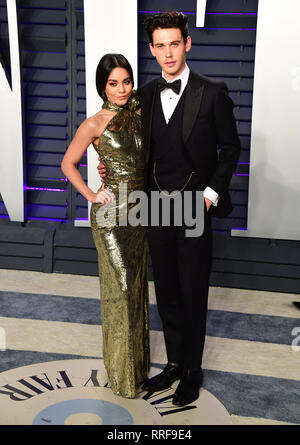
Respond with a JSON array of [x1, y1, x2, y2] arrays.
[[96, 54, 134, 100]]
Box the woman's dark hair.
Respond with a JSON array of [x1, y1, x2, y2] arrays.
[[144, 11, 189, 45], [96, 54, 134, 99]]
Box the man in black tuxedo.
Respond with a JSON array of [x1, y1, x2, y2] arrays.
[[99, 11, 240, 406], [138, 11, 240, 406]]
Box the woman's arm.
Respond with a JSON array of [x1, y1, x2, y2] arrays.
[[61, 117, 112, 204]]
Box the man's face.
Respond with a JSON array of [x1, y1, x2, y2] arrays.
[[149, 27, 191, 80]]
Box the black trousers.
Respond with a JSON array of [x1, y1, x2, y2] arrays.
[[146, 199, 212, 370]]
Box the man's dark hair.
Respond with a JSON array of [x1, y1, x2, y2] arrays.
[[144, 11, 189, 45], [95, 53, 134, 99]]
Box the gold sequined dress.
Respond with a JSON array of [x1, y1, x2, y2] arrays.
[[90, 91, 150, 398]]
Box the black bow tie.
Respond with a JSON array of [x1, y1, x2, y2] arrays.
[[157, 77, 181, 94]]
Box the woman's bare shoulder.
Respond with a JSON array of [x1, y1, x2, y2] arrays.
[[80, 110, 115, 138], [86, 110, 116, 145], [86, 110, 114, 128]]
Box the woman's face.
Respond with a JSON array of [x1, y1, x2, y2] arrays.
[[104, 67, 133, 105]]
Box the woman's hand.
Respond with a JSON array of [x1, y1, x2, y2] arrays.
[[93, 186, 114, 205], [97, 156, 107, 181]]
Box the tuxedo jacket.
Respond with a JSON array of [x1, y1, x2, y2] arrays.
[[138, 70, 241, 217]]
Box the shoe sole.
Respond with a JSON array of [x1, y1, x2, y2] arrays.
[[172, 394, 199, 406], [141, 377, 181, 392]]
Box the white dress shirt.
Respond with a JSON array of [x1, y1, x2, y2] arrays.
[[160, 64, 219, 206]]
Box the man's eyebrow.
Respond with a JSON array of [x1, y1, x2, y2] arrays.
[[154, 40, 181, 46]]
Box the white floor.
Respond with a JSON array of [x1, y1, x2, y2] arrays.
[[0, 268, 299, 425]]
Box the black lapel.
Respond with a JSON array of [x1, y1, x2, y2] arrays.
[[182, 71, 205, 144]]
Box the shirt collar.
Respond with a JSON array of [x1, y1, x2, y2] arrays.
[[162, 64, 190, 90]]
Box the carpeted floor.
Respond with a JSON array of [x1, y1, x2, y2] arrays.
[[0, 269, 299, 425]]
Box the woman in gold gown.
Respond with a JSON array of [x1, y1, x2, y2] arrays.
[[61, 54, 150, 398]]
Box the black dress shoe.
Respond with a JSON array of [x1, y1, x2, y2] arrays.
[[141, 363, 182, 392], [172, 368, 203, 406]]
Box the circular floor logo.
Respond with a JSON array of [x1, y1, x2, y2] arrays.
[[0, 359, 231, 425]]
